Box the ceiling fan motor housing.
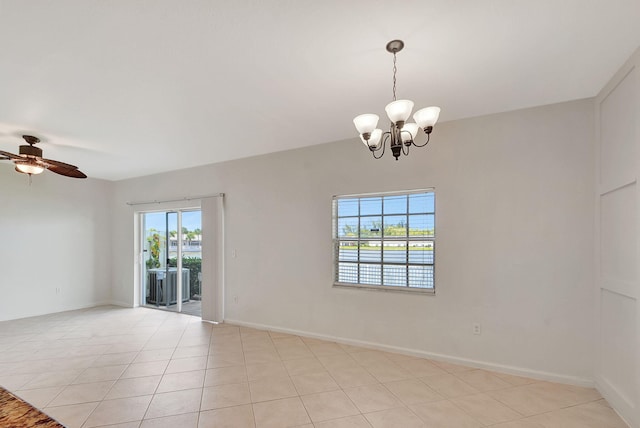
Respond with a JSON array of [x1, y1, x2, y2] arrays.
[[19, 144, 43, 158]]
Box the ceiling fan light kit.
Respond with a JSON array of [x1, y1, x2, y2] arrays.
[[0, 135, 87, 179], [15, 160, 45, 175], [353, 40, 441, 160]]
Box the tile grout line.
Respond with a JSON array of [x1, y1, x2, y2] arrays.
[[131, 318, 170, 406], [195, 320, 216, 427], [80, 310, 165, 427], [272, 331, 314, 426]]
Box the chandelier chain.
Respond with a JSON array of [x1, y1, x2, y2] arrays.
[[392, 52, 397, 101]]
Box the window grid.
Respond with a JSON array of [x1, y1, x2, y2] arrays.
[[333, 190, 435, 292]]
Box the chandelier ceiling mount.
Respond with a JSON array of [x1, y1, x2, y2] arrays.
[[386, 39, 404, 54]]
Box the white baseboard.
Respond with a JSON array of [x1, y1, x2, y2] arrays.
[[595, 376, 637, 428], [224, 318, 594, 388], [106, 300, 134, 308], [0, 301, 120, 322]]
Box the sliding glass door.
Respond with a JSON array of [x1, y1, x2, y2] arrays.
[[142, 210, 202, 316]]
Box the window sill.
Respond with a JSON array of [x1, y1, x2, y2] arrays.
[[333, 282, 435, 295]]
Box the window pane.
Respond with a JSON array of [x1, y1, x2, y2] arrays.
[[408, 241, 434, 264], [359, 242, 381, 262], [383, 195, 407, 214], [338, 263, 358, 283], [383, 215, 407, 237], [338, 217, 358, 238], [338, 242, 358, 262], [383, 243, 407, 264], [408, 265, 434, 289], [337, 198, 359, 217], [360, 216, 382, 238], [383, 265, 407, 287], [360, 197, 382, 216], [359, 264, 381, 285], [409, 193, 434, 214], [409, 214, 434, 237]]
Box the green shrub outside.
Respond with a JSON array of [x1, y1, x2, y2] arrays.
[[168, 257, 202, 300]]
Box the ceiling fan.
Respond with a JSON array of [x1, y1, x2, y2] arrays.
[[0, 135, 87, 178]]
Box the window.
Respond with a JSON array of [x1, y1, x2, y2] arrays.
[[333, 189, 435, 293]]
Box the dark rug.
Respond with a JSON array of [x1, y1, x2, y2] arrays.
[[0, 386, 64, 427]]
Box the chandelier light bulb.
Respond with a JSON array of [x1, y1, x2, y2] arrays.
[[353, 114, 379, 135], [385, 99, 414, 124], [413, 106, 441, 129]]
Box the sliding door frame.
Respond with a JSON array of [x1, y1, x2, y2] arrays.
[[137, 205, 199, 314]]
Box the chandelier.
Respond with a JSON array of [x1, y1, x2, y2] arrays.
[[353, 40, 441, 160]]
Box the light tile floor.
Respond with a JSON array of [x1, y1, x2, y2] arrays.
[[0, 306, 629, 428]]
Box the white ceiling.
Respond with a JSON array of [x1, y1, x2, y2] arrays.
[[1, 0, 639, 181]]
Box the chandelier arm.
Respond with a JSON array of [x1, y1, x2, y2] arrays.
[[371, 133, 389, 159], [396, 128, 413, 156], [372, 145, 385, 159], [412, 132, 431, 148], [401, 141, 410, 156]]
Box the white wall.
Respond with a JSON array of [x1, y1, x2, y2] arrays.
[[0, 165, 113, 321], [112, 98, 595, 384], [595, 47, 640, 427]]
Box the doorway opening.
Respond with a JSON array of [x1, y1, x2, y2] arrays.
[[141, 209, 202, 317]]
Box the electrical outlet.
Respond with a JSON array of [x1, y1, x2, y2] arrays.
[[473, 323, 481, 335], [55, 287, 60, 295], [233, 295, 239, 304], [232, 249, 237, 258]]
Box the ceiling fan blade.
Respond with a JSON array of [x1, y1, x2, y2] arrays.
[[41, 157, 79, 170], [47, 164, 87, 179], [0, 150, 23, 160]]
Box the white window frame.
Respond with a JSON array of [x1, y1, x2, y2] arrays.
[[332, 188, 435, 294]]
